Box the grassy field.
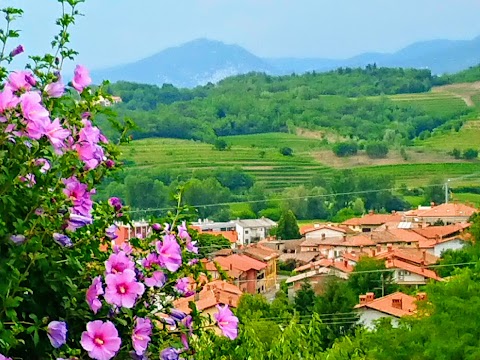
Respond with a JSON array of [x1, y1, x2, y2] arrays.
[[416, 120, 480, 152], [121, 136, 334, 190], [387, 92, 470, 117]]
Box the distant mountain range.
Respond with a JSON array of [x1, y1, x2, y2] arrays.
[[92, 36, 480, 88]]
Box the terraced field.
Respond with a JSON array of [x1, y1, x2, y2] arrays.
[[122, 134, 480, 191], [387, 92, 469, 116], [121, 135, 334, 190]]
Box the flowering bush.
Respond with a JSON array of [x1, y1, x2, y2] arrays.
[[0, 2, 237, 359]]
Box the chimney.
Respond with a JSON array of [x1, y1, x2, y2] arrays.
[[371, 249, 376, 257], [430, 202, 435, 207], [376, 245, 382, 253], [343, 259, 348, 268], [366, 292, 375, 302], [392, 298, 403, 309], [343, 235, 347, 242], [228, 296, 233, 306], [416, 292, 427, 301], [391, 210, 396, 215], [385, 225, 389, 230], [314, 223, 320, 229], [194, 293, 200, 301], [387, 244, 393, 253], [422, 250, 426, 263], [359, 295, 367, 305], [369, 210, 374, 215], [229, 263, 233, 271]]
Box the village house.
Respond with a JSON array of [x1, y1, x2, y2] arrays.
[[385, 258, 442, 285], [355, 292, 424, 330], [115, 220, 150, 245], [286, 258, 353, 293], [300, 224, 351, 240], [299, 234, 376, 257], [212, 254, 268, 294], [173, 280, 242, 317], [342, 211, 403, 233], [243, 244, 279, 291], [404, 202, 477, 225], [234, 218, 277, 246]]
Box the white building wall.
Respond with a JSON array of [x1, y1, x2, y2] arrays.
[[433, 239, 466, 257], [235, 225, 268, 246], [357, 308, 399, 330], [392, 269, 426, 285], [305, 229, 345, 240]]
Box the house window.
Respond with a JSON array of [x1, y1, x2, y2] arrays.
[[245, 230, 249, 234]]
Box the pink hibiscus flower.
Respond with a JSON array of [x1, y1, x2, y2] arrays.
[[156, 234, 182, 272], [86, 276, 104, 314], [214, 305, 239, 340], [105, 269, 144, 308], [80, 320, 121, 360], [132, 317, 152, 356], [72, 65, 92, 92]]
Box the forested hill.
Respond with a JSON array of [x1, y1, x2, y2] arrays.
[[101, 66, 472, 143]]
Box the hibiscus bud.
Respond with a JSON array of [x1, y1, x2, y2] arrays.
[[105, 159, 115, 168], [152, 223, 162, 232], [25, 73, 37, 87], [10, 45, 24, 57], [55, 57, 60, 65]]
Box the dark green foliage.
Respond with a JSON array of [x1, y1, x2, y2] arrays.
[[332, 142, 358, 157], [104, 67, 470, 143], [444, 64, 480, 83], [276, 210, 301, 240], [451, 147, 461, 159], [365, 141, 389, 159], [280, 147, 293, 156], [423, 177, 445, 205], [463, 148, 478, 160], [214, 138, 228, 151], [348, 257, 397, 298], [194, 232, 231, 258], [294, 281, 316, 316]]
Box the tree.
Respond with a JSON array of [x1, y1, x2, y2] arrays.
[[280, 147, 294, 156], [276, 210, 301, 240], [214, 138, 228, 151], [352, 198, 366, 215], [365, 141, 389, 159], [451, 148, 461, 159], [314, 277, 358, 347], [348, 257, 396, 298], [194, 232, 231, 258], [463, 148, 478, 160], [295, 281, 316, 316], [332, 142, 358, 157], [423, 177, 445, 205]]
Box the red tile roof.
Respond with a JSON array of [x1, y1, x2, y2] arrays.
[[214, 254, 267, 272], [355, 291, 418, 317], [407, 203, 477, 219], [294, 258, 354, 273], [343, 213, 403, 226], [174, 280, 242, 314], [243, 244, 279, 261], [386, 258, 442, 281], [375, 248, 439, 266], [300, 224, 349, 235], [412, 223, 470, 239], [372, 229, 428, 244]]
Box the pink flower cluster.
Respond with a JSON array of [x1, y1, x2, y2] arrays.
[[74, 118, 107, 170]]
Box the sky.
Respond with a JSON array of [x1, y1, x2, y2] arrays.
[[4, 0, 480, 72]]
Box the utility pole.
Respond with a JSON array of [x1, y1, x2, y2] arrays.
[[445, 179, 451, 204]]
